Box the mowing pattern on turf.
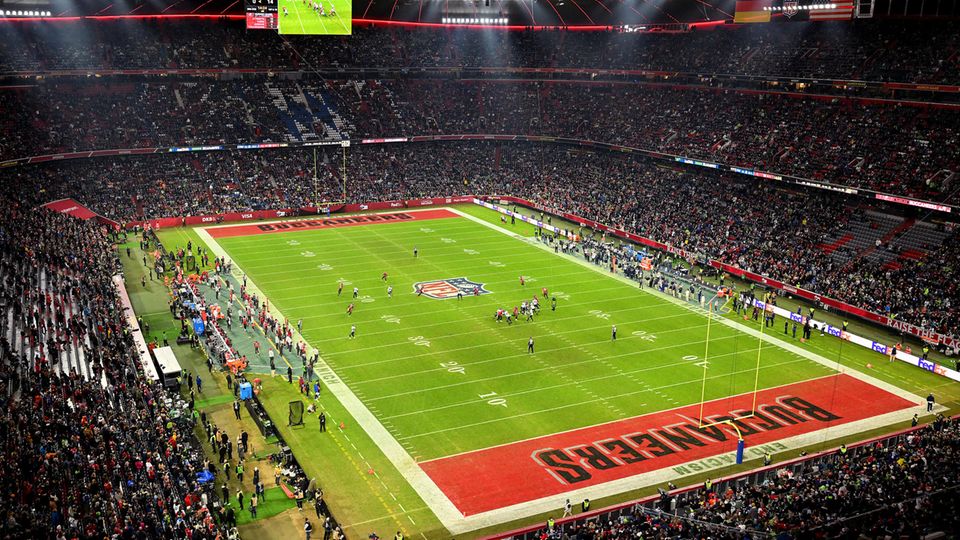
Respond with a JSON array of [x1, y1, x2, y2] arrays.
[[278, 0, 351, 34], [205, 209, 917, 517]]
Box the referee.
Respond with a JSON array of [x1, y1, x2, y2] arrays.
[[528, 337, 535, 354]]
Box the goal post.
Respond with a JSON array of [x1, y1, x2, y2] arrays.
[[696, 294, 765, 430]]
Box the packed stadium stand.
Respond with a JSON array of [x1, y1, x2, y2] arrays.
[[1, 12, 959, 540], [0, 202, 225, 538]]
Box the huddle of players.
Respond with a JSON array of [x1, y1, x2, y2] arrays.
[[282, 0, 336, 16], [495, 288, 555, 325]]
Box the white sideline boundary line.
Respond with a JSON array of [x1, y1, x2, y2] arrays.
[[449, 206, 925, 407], [195, 223, 468, 532], [194, 206, 932, 535]]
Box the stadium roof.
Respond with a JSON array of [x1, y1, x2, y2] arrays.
[[3, 0, 952, 23], [10, 0, 739, 23], [357, 0, 737, 26]]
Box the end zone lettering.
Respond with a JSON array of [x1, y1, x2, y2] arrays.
[[532, 395, 841, 485], [206, 209, 460, 239], [256, 213, 414, 232], [420, 374, 914, 516]]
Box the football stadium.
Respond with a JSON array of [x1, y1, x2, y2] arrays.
[[1, 2, 959, 539]]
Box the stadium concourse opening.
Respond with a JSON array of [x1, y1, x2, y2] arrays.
[[3, 9, 960, 540]]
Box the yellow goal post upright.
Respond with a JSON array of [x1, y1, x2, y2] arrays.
[[313, 140, 350, 208], [695, 294, 765, 441]]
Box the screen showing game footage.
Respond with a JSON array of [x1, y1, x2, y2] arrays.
[[277, 0, 352, 35]]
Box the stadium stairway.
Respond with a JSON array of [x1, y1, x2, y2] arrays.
[[845, 215, 915, 271], [818, 234, 854, 255], [881, 219, 952, 270]]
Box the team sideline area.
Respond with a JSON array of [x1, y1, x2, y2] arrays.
[[2, 6, 960, 540]]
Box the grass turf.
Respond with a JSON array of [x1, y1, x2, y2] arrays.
[[278, 0, 351, 35], [146, 206, 960, 538], [209, 211, 838, 461]]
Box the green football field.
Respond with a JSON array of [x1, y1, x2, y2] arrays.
[[205, 208, 836, 461], [278, 0, 351, 35], [148, 203, 957, 537]]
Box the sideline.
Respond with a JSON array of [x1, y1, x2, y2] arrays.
[[195, 207, 930, 534], [194, 225, 468, 532]]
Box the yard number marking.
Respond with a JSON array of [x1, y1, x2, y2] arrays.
[[631, 330, 657, 342], [408, 336, 431, 347], [683, 354, 709, 368], [478, 391, 507, 407], [440, 361, 465, 374]]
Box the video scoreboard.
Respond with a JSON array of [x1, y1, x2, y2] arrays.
[[245, 0, 278, 30]]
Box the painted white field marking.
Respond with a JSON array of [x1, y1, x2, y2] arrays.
[[397, 355, 811, 442], [200, 207, 453, 230], [306, 304, 687, 345], [381, 345, 780, 421], [195, 224, 468, 532], [449, 207, 925, 407], [359, 331, 746, 393], [330, 313, 697, 364], [194, 207, 929, 535], [232, 234, 526, 266]]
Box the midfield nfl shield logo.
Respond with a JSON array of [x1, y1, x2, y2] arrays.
[[783, 0, 799, 17], [414, 277, 491, 299]]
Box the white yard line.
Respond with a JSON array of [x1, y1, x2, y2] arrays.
[[306, 306, 689, 345], [449, 206, 926, 408], [397, 355, 810, 442], [194, 225, 468, 531], [192, 206, 930, 535], [363, 334, 749, 400], [294, 2, 307, 33]]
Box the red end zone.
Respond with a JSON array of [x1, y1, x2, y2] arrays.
[[420, 374, 914, 516], [206, 209, 460, 238]]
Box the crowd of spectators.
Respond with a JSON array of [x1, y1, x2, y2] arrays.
[[340, 79, 959, 199], [4, 141, 957, 337], [1, 20, 957, 85], [548, 416, 960, 539], [3, 77, 957, 200], [0, 197, 229, 537], [2, 17, 958, 540]]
